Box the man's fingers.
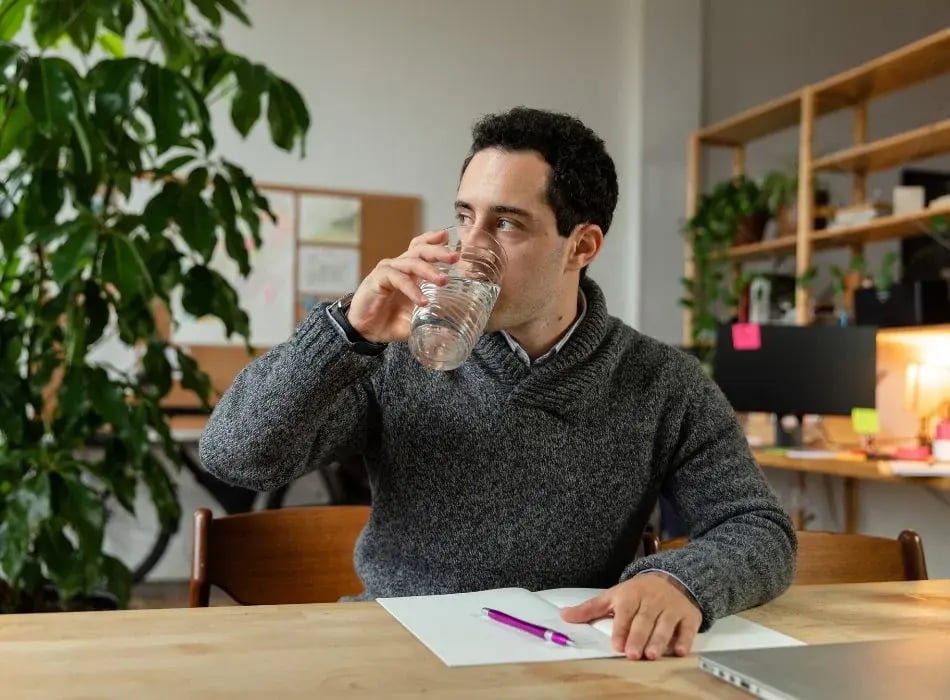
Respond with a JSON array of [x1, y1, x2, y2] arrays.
[[624, 604, 660, 660], [402, 243, 459, 264], [672, 618, 700, 657], [560, 592, 612, 624], [376, 267, 428, 306], [409, 229, 449, 248], [610, 604, 638, 654], [643, 612, 678, 661], [384, 258, 448, 287]]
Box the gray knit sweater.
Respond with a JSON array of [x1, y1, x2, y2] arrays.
[[199, 278, 796, 629]]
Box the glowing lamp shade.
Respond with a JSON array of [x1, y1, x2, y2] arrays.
[[905, 363, 950, 443]]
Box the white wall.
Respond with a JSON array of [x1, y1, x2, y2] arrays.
[[702, 1, 950, 577], [119, 0, 654, 580], [214, 0, 644, 325], [636, 1, 703, 344]]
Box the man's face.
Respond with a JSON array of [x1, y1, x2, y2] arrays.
[[454, 148, 572, 333]]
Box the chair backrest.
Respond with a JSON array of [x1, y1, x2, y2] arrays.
[[640, 529, 927, 585], [189, 505, 371, 607]]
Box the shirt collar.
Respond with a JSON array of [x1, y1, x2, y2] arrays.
[[500, 288, 588, 366]]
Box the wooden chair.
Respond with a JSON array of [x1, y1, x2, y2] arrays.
[[189, 505, 371, 607], [641, 529, 928, 585]]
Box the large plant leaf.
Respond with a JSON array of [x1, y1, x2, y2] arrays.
[[0, 497, 30, 582], [192, 0, 222, 26], [101, 233, 148, 300], [267, 76, 301, 151], [180, 264, 249, 339], [31, 0, 92, 49], [176, 190, 216, 260], [176, 348, 212, 408], [0, 0, 28, 41], [230, 60, 266, 137], [97, 31, 125, 58], [53, 470, 106, 556], [139, 0, 196, 71], [143, 180, 181, 236], [100, 0, 134, 36], [181, 264, 215, 317], [214, 173, 249, 275], [25, 57, 80, 137], [49, 223, 97, 285], [83, 279, 109, 347], [100, 553, 131, 606], [36, 521, 84, 601], [85, 366, 130, 430], [142, 340, 173, 397], [14, 470, 52, 535], [217, 0, 250, 25], [0, 96, 31, 160], [88, 58, 147, 122], [141, 452, 180, 526], [146, 65, 188, 152], [0, 36, 23, 83]]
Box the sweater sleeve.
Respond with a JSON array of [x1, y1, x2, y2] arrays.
[[621, 370, 797, 631], [198, 305, 383, 492]]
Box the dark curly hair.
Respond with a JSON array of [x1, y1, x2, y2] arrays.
[[461, 106, 619, 241]]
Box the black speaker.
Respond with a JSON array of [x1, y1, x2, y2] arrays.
[[900, 169, 950, 283], [854, 280, 950, 327]]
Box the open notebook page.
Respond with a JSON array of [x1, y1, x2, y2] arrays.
[[379, 587, 803, 667], [378, 588, 620, 666], [536, 588, 805, 654]]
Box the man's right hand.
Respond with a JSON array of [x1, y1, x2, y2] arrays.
[[346, 229, 459, 343]]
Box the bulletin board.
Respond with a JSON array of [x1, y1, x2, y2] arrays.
[[160, 183, 421, 408]]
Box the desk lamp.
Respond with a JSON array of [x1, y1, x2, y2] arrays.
[[905, 362, 950, 446]]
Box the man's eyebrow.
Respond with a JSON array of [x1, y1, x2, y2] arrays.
[[453, 200, 533, 219]]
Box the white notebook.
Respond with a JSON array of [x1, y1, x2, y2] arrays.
[[378, 587, 804, 667]]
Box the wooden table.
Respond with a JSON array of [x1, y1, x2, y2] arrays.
[[2, 580, 949, 699], [754, 449, 950, 533]]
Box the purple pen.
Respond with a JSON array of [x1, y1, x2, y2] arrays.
[[482, 608, 575, 647]]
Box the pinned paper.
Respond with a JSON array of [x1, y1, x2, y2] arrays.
[[851, 408, 880, 435], [732, 323, 761, 351]]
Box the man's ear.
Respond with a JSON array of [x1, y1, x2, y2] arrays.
[[565, 224, 604, 272]]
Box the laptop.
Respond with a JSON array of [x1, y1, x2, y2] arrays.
[[699, 636, 950, 700]]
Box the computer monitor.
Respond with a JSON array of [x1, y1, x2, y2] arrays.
[[712, 324, 877, 419]]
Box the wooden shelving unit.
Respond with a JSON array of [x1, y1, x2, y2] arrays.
[[812, 118, 950, 174], [810, 203, 950, 249], [697, 90, 802, 145], [684, 26, 950, 342]]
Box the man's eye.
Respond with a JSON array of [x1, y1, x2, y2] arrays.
[[497, 219, 516, 230], [456, 212, 473, 224]]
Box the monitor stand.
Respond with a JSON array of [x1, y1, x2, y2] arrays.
[[774, 413, 804, 448]]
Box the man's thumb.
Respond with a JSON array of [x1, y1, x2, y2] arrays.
[[560, 593, 610, 623]]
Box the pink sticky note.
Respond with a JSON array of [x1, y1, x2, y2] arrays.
[[732, 323, 761, 351]]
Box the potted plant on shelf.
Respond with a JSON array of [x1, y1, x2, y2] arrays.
[[681, 175, 779, 364], [0, 0, 310, 613]]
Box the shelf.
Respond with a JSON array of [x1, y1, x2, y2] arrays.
[[813, 118, 950, 173], [813, 28, 950, 109], [810, 204, 950, 249], [714, 236, 797, 262], [697, 91, 801, 146]]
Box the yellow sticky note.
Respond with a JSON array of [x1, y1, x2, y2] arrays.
[[851, 408, 880, 435]]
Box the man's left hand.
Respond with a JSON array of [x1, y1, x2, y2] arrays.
[[560, 572, 702, 660]]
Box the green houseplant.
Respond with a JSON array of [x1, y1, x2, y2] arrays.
[[681, 171, 800, 364], [681, 176, 770, 358], [0, 0, 309, 612]]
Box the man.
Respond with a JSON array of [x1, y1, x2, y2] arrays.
[[200, 106, 796, 661]]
